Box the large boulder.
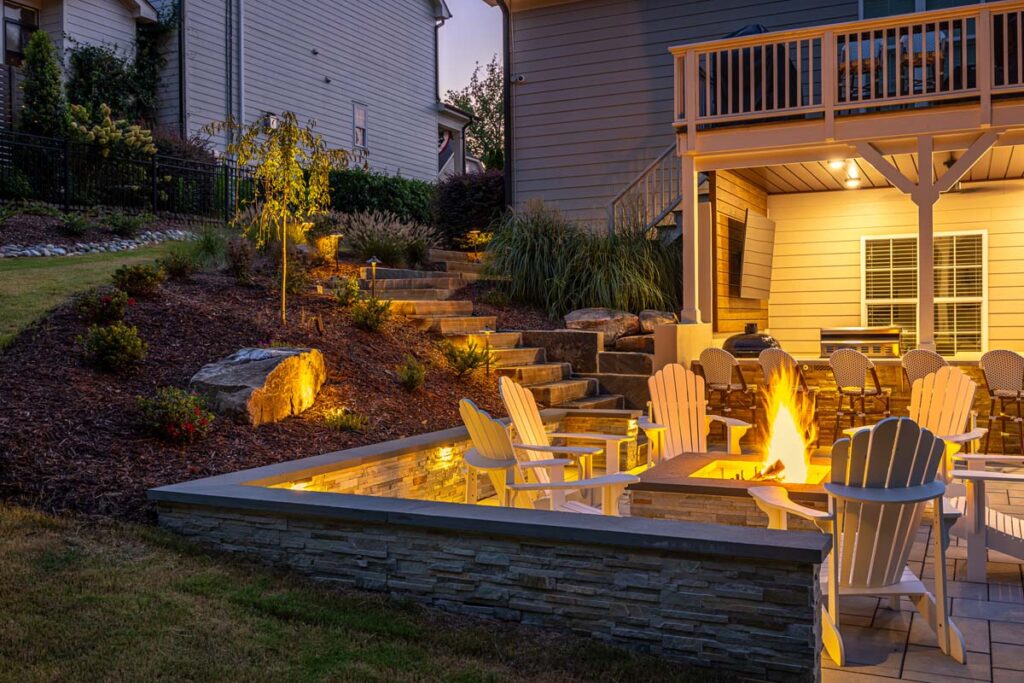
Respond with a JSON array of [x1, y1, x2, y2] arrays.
[[639, 309, 678, 334], [190, 347, 326, 426], [564, 308, 639, 346], [615, 335, 655, 354]]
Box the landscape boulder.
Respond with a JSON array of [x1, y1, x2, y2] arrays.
[[615, 335, 655, 354], [564, 308, 639, 346], [639, 309, 678, 334], [190, 347, 326, 426]]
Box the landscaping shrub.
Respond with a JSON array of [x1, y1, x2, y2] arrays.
[[307, 211, 346, 263], [151, 128, 216, 163], [226, 237, 255, 284], [77, 321, 147, 371], [0, 168, 32, 199], [395, 355, 426, 392], [323, 407, 369, 432], [76, 287, 133, 324], [112, 263, 166, 297], [66, 43, 133, 121], [479, 287, 511, 307], [158, 246, 198, 280], [441, 340, 490, 379], [190, 226, 227, 268], [329, 167, 434, 226], [351, 297, 392, 332], [345, 210, 439, 269], [20, 31, 68, 137], [332, 275, 361, 307], [434, 170, 505, 248], [105, 211, 153, 237], [137, 386, 214, 443], [15, 200, 63, 218], [60, 213, 93, 237], [279, 260, 310, 295], [486, 200, 680, 317]]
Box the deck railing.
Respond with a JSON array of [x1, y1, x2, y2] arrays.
[[606, 143, 681, 232], [672, 0, 1024, 135]]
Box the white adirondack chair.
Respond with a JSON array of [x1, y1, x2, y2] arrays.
[[642, 363, 751, 461], [459, 398, 638, 515], [749, 417, 967, 667], [950, 462, 1024, 582], [499, 376, 637, 475]]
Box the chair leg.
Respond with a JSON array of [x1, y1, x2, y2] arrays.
[[984, 398, 995, 453], [1017, 399, 1024, 457]]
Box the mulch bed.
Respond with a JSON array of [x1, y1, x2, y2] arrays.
[[0, 267, 519, 523], [0, 213, 191, 248]]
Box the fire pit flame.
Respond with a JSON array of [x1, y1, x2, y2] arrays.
[[758, 363, 817, 483]]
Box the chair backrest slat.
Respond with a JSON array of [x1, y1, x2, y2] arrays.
[[499, 377, 551, 456], [908, 366, 976, 440], [649, 364, 708, 456]]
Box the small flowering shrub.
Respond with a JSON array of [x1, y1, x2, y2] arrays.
[[396, 355, 426, 392], [332, 275, 361, 307], [77, 321, 147, 372], [351, 296, 392, 332], [76, 287, 133, 324], [111, 263, 166, 297], [138, 387, 215, 443], [323, 407, 369, 432]]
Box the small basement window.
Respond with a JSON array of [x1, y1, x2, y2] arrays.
[[353, 103, 367, 149], [4, 2, 37, 67], [863, 232, 986, 355]]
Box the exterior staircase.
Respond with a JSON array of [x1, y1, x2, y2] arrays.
[[357, 251, 623, 410]]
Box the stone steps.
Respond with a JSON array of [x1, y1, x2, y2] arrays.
[[559, 394, 626, 410], [429, 248, 483, 263], [446, 331, 523, 350], [527, 378, 598, 407], [358, 266, 453, 280], [441, 260, 486, 275], [377, 289, 455, 301], [598, 351, 654, 375], [388, 300, 474, 316], [496, 362, 570, 385], [410, 315, 497, 335], [362, 276, 463, 290], [491, 346, 545, 366]]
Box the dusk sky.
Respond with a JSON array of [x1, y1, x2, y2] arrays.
[[438, 0, 504, 95]]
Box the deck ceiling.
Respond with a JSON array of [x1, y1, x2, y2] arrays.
[[735, 144, 1024, 194]]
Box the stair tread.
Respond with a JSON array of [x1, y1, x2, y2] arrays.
[[560, 394, 624, 409]]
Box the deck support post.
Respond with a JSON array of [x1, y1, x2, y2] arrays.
[[856, 132, 998, 352], [680, 153, 702, 324]]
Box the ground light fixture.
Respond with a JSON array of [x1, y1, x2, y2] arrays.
[[366, 256, 381, 298], [484, 329, 492, 376]]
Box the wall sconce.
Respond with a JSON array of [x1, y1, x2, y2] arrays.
[[266, 113, 279, 130]]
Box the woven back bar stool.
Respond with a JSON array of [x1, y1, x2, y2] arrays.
[[699, 347, 758, 429], [902, 348, 948, 386], [980, 349, 1024, 455], [829, 348, 891, 442]]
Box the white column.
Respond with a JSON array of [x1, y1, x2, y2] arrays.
[[680, 154, 702, 323], [917, 135, 936, 352]]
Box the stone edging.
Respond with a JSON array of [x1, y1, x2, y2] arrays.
[[0, 229, 194, 258]]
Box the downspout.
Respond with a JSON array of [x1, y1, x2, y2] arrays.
[[238, 0, 245, 130], [495, 0, 513, 208], [224, 0, 233, 148], [177, 0, 186, 138]]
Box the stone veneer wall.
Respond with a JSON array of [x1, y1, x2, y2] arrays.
[[630, 490, 827, 531], [156, 501, 825, 682]]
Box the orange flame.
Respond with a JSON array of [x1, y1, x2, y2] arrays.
[[759, 363, 817, 482]]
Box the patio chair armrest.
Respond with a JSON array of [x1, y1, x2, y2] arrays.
[[516, 458, 573, 470], [636, 417, 665, 432], [749, 486, 833, 524], [463, 448, 516, 471], [954, 454, 1024, 466], [508, 473, 640, 492], [941, 497, 963, 523], [512, 443, 602, 457], [953, 469, 1024, 484], [707, 415, 751, 429], [825, 480, 946, 505], [942, 427, 988, 445], [548, 431, 634, 444]]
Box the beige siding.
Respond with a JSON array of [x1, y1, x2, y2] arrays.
[[712, 170, 769, 334], [766, 180, 1024, 357]]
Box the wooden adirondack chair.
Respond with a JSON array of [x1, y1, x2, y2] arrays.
[[459, 399, 638, 515], [499, 377, 637, 475], [642, 363, 751, 460], [749, 418, 967, 667]]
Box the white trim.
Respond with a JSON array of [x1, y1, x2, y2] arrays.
[[860, 229, 989, 355], [352, 101, 368, 151]]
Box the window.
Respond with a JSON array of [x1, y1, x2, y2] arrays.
[[863, 232, 985, 356], [4, 2, 37, 67], [353, 103, 367, 149], [861, 0, 982, 18]]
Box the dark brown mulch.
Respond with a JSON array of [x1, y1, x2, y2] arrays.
[[0, 269, 509, 523], [0, 213, 194, 248], [451, 281, 561, 331]]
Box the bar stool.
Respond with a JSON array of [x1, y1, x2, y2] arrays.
[[829, 348, 891, 442], [758, 347, 819, 441], [699, 347, 758, 428], [902, 348, 948, 386], [980, 349, 1024, 455]]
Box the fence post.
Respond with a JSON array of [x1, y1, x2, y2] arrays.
[[61, 137, 71, 211], [223, 163, 230, 224], [151, 156, 159, 213]]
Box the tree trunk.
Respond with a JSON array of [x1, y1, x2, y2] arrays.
[[281, 219, 288, 325]]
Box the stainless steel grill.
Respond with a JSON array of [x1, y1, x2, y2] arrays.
[[820, 326, 902, 358]]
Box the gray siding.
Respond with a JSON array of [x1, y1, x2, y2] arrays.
[[510, 0, 859, 228], [182, 0, 439, 181], [151, 0, 180, 132], [39, 2, 64, 66], [63, 0, 138, 57]]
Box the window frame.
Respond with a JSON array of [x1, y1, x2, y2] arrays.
[[4, 1, 38, 67], [860, 230, 988, 356], [352, 102, 368, 151]]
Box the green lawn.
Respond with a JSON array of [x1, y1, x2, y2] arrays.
[[0, 244, 173, 347], [0, 505, 705, 683]]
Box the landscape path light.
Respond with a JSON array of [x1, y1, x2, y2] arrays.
[[367, 256, 381, 298]]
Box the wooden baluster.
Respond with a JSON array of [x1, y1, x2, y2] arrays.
[[979, 8, 992, 124], [962, 18, 969, 90], [870, 30, 877, 100], [823, 30, 835, 138]]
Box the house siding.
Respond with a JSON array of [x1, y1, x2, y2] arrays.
[[711, 170, 769, 334], [63, 0, 138, 57], [182, 0, 439, 180], [151, 0, 179, 132], [766, 181, 1024, 358], [509, 0, 859, 228], [39, 1, 63, 65]]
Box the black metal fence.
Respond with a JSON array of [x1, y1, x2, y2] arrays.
[[0, 129, 255, 223]]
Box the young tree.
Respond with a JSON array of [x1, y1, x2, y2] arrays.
[[20, 30, 68, 137], [445, 55, 504, 170], [218, 113, 347, 324]]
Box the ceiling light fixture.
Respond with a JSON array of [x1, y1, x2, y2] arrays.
[[844, 177, 862, 189], [828, 159, 846, 170]]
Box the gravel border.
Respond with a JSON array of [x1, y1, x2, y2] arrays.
[[0, 229, 194, 258]]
